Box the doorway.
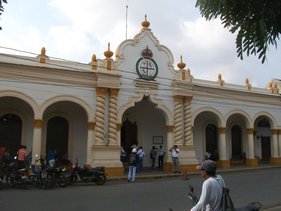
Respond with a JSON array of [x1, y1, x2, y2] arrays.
[[205, 124, 219, 161], [46, 116, 69, 162], [261, 136, 271, 163], [0, 113, 22, 155]]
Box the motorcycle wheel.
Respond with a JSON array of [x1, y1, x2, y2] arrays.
[[70, 175, 78, 184], [28, 175, 37, 185], [95, 174, 106, 185], [21, 179, 27, 189], [6, 175, 14, 186], [57, 175, 67, 188]]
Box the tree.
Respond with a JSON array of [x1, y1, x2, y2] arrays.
[[196, 0, 281, 63], [0, 0, 8, 30]]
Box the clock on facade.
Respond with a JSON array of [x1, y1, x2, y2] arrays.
[[136, 46, 158, 80]]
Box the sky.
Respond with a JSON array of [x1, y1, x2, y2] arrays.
[[0, 0, 280, 88]]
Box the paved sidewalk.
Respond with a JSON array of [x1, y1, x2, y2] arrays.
[[108, 164, 281, 181]]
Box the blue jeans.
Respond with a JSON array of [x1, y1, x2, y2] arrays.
[[172, 157, 180, 172], [128, 166, 136, 182], [137, 157, 144, 172]]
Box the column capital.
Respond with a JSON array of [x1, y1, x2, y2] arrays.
[[88, 122, 96, 130], [218, 127, 226, 134], [33, 119, 42, 128], [96, 87, 107, 96], [271, 129, 278, 135], [184, 96, 193, 101], [166, 125, 174, 133], [173, 95, 183, 101], [246, 128, 255, 134], [109, 88, 119, 97]]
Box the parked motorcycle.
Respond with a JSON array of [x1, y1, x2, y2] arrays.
[[70, 159, 107, 185], [40, 157, 68, 188], [5, 157, 28, 189], [28, 156, 51, 189], [186, 185, 263, 211]]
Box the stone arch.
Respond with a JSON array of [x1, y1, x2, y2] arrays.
[[39, 95, 94, 121], [253, 111, 277, 128], [225, 109, 251, 128], [117, 94, 173, 125], [192, 107, 224, 127], [0, 90, 38, 118]]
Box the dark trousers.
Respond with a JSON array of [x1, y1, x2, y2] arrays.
[[158, 155, 164, 168]]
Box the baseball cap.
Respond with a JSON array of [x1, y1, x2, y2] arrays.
[[196, 160, 217, 172]]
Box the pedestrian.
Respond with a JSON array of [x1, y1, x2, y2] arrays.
[[150, 146, 157, 168], [137, 146, 145, 172], [17, 145, 27, 169], [128, 148, 138, 182], [47, 147, 57, 167], [169, 145, 180, 173], [158, 145, 165, 169], [190, 159, 225, 211], [120, 146, 126, 163]]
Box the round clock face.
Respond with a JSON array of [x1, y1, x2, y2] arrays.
[[136, 58, 158, 80]]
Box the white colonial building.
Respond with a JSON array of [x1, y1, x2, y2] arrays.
[[0, 16, 281, 176]]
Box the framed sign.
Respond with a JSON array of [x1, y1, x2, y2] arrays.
[[153, 136, 163, 144]]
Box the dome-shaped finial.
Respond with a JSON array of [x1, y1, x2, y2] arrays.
[[218, 73, 222, 80], [141, 14, 150, 28], [92, 54, 97, 62], [177, 56, 186, 69], [41, 47, 46, 56], [104, 42, 113, 58]]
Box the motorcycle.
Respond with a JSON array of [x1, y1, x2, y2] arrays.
[[28, 155, 51, 189], [70, 159, 107, 185], [40, 157, 68, 188], [5, 156, 28, 189], [186, 185, 263, 211]]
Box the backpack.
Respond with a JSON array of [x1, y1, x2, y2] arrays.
[[221, 187, 235, 211]]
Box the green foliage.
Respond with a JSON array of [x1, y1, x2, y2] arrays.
[[0, 0, 7, 30], [196, 0, 281, 63], [0, 0, 7, 14]]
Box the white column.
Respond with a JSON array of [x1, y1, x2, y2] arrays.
[[166, 125, 174, 163], [31, 119, 42, 163], [173, 95, 183, 145], [183, 96, 192, 145], [271, 129, 278, 158], [108, 89, 119, 145], [86, 122, 95, 165], [218, 128, 227, 160], [246, 128, 255, 159], [95, 87, 106, 145]]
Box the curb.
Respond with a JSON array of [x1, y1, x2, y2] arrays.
[[108, 165, 281, 181]]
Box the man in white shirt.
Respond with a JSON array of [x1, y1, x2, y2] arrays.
[[169, 145, 180, 173], [191, 160, 225, 211]]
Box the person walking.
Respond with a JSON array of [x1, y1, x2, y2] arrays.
[[128, 148, 138, 182], [136, 146, 145, 172], [150, 146, 157, 168], [158, 145, 165, 169], [169, 145, 180, 173], [190, 159, 225, 211]]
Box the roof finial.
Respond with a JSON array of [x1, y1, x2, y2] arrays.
[[177, 55, 186, 70], [104, 42, 113, 58], [141, 14, 150, 28]]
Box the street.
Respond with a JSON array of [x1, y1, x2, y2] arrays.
[[0, 168, 280, 211]]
